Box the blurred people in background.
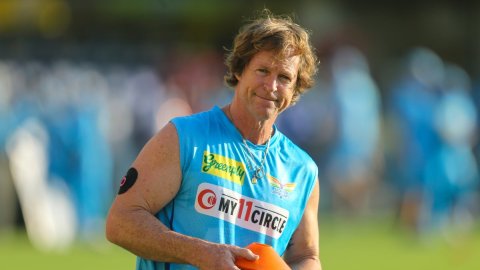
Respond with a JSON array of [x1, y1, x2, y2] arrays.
[[5, 61, 77, 251], [385, 47, 480, 239], [2, 60, 122, 250], [324, 46, 383, 216], [162, 50, 228, 114], [36, 61, 114, 243], [421, 64, 478, 239], [123, 66, 166, 150], [387, 47, 445, 233]]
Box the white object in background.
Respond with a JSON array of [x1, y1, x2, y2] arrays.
[[6, 119, 77, 252]]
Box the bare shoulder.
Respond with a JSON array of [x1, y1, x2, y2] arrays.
[[114, 122, 182, 214]]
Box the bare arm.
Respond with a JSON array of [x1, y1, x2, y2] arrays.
[[284, 180, 321, 270], [105, 123, 257, 269]]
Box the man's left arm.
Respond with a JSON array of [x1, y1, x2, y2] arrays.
[[284, 180, 321, 270]]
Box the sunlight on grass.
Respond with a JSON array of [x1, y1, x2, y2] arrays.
[[319, 217, 480, 270], [0, 230, 135, 270], [1, 217, 479, 270]]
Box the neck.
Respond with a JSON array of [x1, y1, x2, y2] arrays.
[[224, 104, 273, 145]]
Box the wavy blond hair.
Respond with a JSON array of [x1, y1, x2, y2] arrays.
[[224, 10, 318, 104]]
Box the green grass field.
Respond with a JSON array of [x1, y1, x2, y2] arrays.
[[0, 230, 134, 269], [320, 217, 480, 270], [1, 218, 479, 270]]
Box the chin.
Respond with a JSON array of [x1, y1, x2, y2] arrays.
[[258, 109, 278, 121]]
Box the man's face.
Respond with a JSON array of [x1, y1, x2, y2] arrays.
[[235, 50, 300, 121]]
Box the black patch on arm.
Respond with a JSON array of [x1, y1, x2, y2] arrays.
[[118, 167, 138, 194]]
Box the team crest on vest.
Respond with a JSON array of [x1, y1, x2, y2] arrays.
[[201, 151, 246, 185], [267, 174, 296, 199]]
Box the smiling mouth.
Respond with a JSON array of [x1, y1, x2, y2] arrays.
[[256, 94, 277, 102]]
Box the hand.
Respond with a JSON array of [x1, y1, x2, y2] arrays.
[[193, 243, 259, 270]]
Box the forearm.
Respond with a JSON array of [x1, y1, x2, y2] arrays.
[[106, 206, 210, 266], [288, 256, 322, 270]]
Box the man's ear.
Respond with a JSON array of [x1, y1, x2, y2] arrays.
[[234, 72, 241, 81]]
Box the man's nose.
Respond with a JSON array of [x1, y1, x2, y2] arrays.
[[264, 75, 278, 92]]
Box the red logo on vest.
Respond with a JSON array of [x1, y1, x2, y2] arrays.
[[197, 189, 217, 209]]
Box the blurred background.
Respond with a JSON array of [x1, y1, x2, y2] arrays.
[[1, 0, 480, 269]]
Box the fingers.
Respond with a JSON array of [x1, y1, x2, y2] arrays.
[[233, 246, 259, 261]]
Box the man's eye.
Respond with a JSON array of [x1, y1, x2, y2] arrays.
[[279, 75, 291, 84], [257, 69, 268, 75]]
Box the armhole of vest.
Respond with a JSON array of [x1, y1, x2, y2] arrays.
[[171, 120, 188, 185], [169, 199, 175, 230], [164, 199, 175, 270]]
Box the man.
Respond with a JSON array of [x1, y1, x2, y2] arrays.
[[106, 10, 321, 270]]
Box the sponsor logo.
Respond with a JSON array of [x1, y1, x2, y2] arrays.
[[195, 183, 290, 239], [267, 174, 296, 199], [197, 189, 217, 209], [202, 152, 246, 185]]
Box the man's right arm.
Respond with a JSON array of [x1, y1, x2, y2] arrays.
[[105, 122, 257, 269]]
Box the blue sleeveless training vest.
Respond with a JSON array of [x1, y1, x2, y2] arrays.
[[137, 106, 318, 270]]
